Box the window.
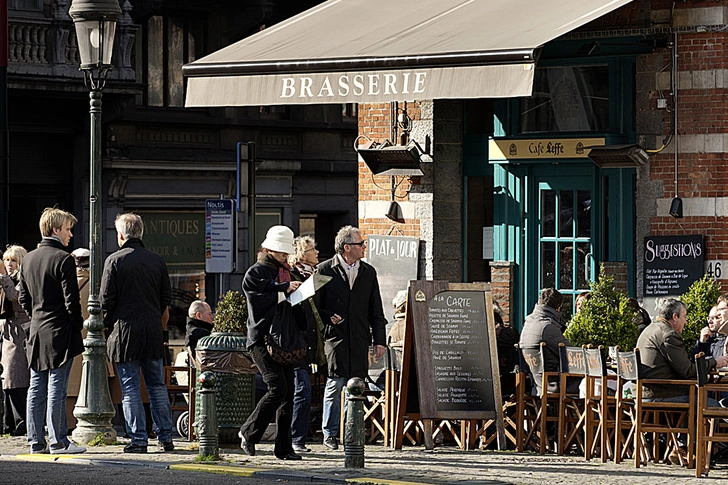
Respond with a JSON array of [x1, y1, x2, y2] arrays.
[[520, 65, 609, 133], [342, 103, 358, 120]]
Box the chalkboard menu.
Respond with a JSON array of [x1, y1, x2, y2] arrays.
[[643, 235, 705, 296], [428, 291, 495, 413], [367, 235, 419, 324]]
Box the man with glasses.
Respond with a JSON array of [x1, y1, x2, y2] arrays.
[[315, 225, 387, 450], [693, 305, 727, 359]]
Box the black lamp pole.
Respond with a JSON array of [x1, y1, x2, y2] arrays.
[[68, 0, 120, 445]]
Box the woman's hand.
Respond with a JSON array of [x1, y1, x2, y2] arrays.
[[286, 281, 301, 294]]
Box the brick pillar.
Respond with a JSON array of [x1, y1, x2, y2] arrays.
[[601, 262, 629, 294], [490, 261, 514, 325]]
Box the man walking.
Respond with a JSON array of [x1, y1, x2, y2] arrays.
[[101, 213, 173, 453], [316, 226, 386, 449], [18, 208, 86, 454]]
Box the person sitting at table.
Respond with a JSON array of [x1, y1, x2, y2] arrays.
[[693, 305, 726, 360]]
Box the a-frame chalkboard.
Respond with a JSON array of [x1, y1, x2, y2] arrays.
[[392, 280, 505, 450]]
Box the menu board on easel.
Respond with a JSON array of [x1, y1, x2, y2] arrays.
[[391, 280, 504, 450]]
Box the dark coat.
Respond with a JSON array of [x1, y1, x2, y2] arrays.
[[185, 317, 214, 357], [243, 254, 300, 349], [101, 239, 172, 363], [291, 267, 325, 368], [693, 332, 726, 359], [18, 238, 84, 371], [638, 317, 717, 399], [316, 256, 386, 379]]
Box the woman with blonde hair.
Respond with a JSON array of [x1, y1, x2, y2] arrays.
[[0, 245, 30, 435]]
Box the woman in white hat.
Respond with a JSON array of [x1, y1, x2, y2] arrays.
[[238, 225, 304, 460]]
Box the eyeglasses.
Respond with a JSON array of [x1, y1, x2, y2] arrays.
[[348, 240, 367, 247], [304, 247, 317, 252]]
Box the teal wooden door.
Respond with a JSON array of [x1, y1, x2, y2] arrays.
[[535, 175, 596, 319]]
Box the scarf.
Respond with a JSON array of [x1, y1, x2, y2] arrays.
[[294, 261, 315, 279], [258, 251, 291, 284]]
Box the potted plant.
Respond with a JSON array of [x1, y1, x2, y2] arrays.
[[680, 275, 722, 352], [564, 269, 639, 351], [195, 291, 256, 443]]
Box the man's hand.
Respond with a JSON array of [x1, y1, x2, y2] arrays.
[[373, 345, 386, 358], [330, 314, 344, 325], [286, 281, 301, 294], [700, 326, 713, 343], [716, 355, 728, 369]]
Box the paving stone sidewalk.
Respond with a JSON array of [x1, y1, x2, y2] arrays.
[[1, 435, 728, 484]]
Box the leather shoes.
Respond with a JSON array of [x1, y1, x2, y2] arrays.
[[124, 443, 148, 454], [238, 431, 255, 456], [158, 441, 175, 452], [276, 452, 302, 460], [323, 436, 339, 450]]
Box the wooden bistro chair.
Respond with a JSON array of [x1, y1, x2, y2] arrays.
[[617, 348, 695, 468], [511, 344, 541, 452], [557, 344, 588, 456], [520, 342, 561, 454], [695, 352, 728, 477], [583, 345, 617, 462]]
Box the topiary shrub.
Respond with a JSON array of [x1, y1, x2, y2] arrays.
[[564, 270, 639, 350], [212, 290, 248, 333], [680, 275, 722, 351]]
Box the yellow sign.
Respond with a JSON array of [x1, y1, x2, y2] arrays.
[[489, 138, 605, 160]]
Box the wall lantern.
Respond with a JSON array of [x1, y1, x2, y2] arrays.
[[356, 139, 424, 177], [587, 144, 649, 168]]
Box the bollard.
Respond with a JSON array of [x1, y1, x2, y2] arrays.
[[344, 377, 366, 468], [195, 371, 219, 459]]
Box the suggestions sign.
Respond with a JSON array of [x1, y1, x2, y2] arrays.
[[643, 235, 704, 296]]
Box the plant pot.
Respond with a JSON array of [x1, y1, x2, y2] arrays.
[[195, 332, 256, 443]]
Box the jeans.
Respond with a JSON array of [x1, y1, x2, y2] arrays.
[[27, 359, 73, 451], [322, 376, 347, 438], [291, 368, 312, 446], [116, 358, 173, 445], [239, 344, 295, 458]]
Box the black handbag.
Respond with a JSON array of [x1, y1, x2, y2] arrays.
[[266, 301, 307, 366]]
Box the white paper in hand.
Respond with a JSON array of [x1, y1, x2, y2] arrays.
[[289, 274, 332, 306]]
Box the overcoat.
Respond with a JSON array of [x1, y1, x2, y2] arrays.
[[519, 304, 571, 396], [315, 256, 386, 379], [18, 238, 84, 371], [101, 238, 172, 363], [0, 273, 30, 389]]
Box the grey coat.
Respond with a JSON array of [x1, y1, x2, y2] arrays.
[[637, 317, 717, 399], [18, 238, 84, 372], [519, 304, 571, 396], [0, 273, 30, 389]]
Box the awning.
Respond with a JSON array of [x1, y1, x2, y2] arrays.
[[183, 0, 631, 107]]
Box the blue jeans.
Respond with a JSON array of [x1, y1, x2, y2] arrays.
[[322, 376, 347, 438], [116, 358, 173, 445], [291, 368, 312, 446], [27, 359, 73, 451]]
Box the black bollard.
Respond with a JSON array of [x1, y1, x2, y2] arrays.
[[344, 377, 366, 468], [195, 371, 219, 459]]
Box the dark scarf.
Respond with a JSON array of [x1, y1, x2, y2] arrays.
[[294, 261, 315, 279], [258, 251, 292, 284]]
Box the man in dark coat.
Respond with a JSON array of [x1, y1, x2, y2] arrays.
[[693, 305, 727, 359], [100, 213, 173, 453], [519, 288, 573, 396], [18, 208, 86, 454], [185, 300, 214, 359], [316, 225, 386, 449]]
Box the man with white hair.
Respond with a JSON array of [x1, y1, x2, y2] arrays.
[[100, 213, 173, 454]]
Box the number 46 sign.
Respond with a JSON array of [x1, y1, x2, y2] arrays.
[[705, 260, 726, 280]]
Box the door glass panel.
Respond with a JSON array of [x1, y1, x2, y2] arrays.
[[559, 242, 573, 289], [577, 190, 591, 238], [559, 190, 574, 238], [541, 190, 555, 237], [541, 242, 555, 288], [576, 241, 590, 290]]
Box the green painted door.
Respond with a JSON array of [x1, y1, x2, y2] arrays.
[[536, 176, 596, 319]]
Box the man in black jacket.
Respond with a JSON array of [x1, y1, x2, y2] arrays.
[[185, 300, 214, 359], [100, 213, 173, 453], [19, 208, 86, 454], [316, 226, 386, 450], [693, 305, 727, 359]]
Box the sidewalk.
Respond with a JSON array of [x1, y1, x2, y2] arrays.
[[1, 435, 728, 484]]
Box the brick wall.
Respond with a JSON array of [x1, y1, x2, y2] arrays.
[[490, 261, 514, 324], [601, 262, 629, 294]]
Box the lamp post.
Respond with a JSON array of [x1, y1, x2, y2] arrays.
[[69, 0, 121, 445]]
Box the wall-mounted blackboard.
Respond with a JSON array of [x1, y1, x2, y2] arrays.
[[367, 235, 419, 324], [643, 235, 705, 297]]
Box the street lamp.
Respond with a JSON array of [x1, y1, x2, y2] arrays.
[[69, 0, 121, 445]]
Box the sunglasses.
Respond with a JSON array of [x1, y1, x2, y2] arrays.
[[348, 240, 366, 247]]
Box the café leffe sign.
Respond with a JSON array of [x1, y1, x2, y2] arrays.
[[489, 138, 606, 160]]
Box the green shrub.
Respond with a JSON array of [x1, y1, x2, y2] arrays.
[[212, 290, 248, 333], [564, 270, 639, 350], [680, 275, 722, 351]]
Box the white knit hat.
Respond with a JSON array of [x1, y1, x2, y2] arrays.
[[261, 226, 295, 254], [71, 248, 90, 259]]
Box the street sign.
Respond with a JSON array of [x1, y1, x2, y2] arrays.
[[205, 199, 235, 273]]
